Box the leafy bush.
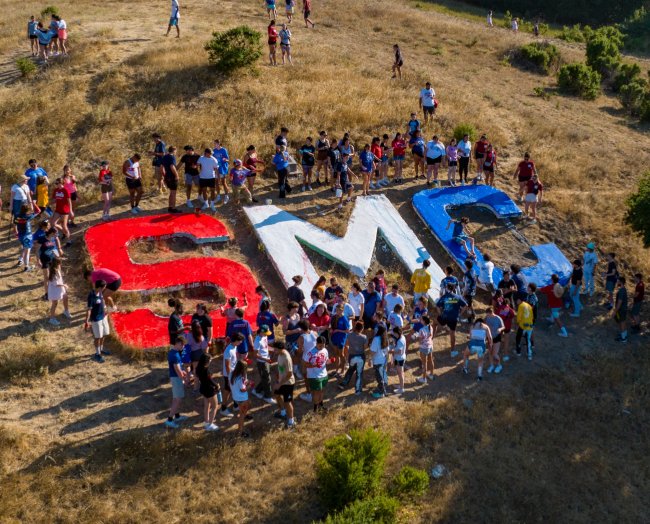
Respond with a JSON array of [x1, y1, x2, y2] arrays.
[[390, 466, 429, 499], [316, 429, 391, 511], [613, 63, 642, 92], [622, 6, 650, 53], [519, 42, 561, 74], [620, 79, 648, 114], [16, 58, 37, 77], [640, 93, 650, 122], [559, 24, 586, 43], [502, 10, 512, 29], [558, 63, 601, 100], [322, 495, 399, 524], [40, 5, 59, 17], [625, 172, 650, 247], [586, 26, 624, 77], [204, 26, 262, 73], [453, 123, 477, 142]]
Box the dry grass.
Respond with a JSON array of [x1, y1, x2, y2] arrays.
[[0, 0, 649, 522]]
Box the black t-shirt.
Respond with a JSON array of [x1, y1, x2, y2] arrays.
[[571, 268, 583, 286], [288, 285, 306, 315], [606, 261, 618, 283], [191, 313, 213, 339], [300, 144, 315, 166], [498, 279, 515, 298], [179, 153, 200, 176], [275, 135, 288, 148], [87, 291, 106, 322], [325, 285, 343, 302], [168, 312, 184, 345]]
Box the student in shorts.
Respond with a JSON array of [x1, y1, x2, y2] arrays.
[[27, 15, 39, 56], [213, 139, 230, 204], [179, 145, 200, 209], [166, 0, 180, 38], [165, 336, 189, 428], [122, 153, 143, 213], [273, 341, 296, 428], [84, 279, 111, 363], [434, 283, 468, 358], [161, 145, 181, 212], [302, 0, 315, 28]]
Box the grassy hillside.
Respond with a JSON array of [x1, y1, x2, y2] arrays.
[[0, 0, 649, 522]]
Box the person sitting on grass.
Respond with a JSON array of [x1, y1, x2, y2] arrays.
[[446, 216, 476, 258]]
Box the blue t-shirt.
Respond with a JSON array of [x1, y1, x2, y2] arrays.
[[435, 292, 468, 320], [37, 29, 55, 46], [25, 167, 47, 194], [331, 315, 351, 347], [161, 154, 177, 177], [167, 349, 182, 378], [87, 291, 106, 322], [362, 290, 382, 319], [452, 221, 465, 238], [512, 273, 526, 292], [407, 119, 421, 135], [440, 275, 459, 293], [273, 152, 289, 171], [359, 151, 375, 172], [213, 147, 230, 175], [409, 136, 425, 156], [153, 141, 166, 166], [227, 318, 253, 352], [256, 311, 279, 340], [33, 229, 47, 245], [463, 271, 476, 296], [230, 168, 249, 187], [28, 21, 38, 36], [180, 344, 192, 365], [15, 213, 35, 237]]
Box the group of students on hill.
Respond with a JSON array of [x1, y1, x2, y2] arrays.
[[27, 12, 69, 60]]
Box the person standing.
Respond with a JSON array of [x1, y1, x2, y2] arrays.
[[25, 159, 48, 196], [603, 252, 618, 310], [230, 361, 252, 437], [482, 144, 497, 186], [165, 337, 189, 428], [220, 333, 244, 417], [613, 277, 628, 343], [411, 259, 432, 303], [285, 0, 295, 23], [10, 175, 33, 235], [485, 307, 505, 374], [84, 279, 112, 363], [631, 273, 644, 332], [279, 23, 292, 65], [582, 242, 599, 297], [178, 145, 199, 209], [412, 315, 434, 384], [302, 0, 315, 28], [299, 136, 316, 191], [523, 174, 543, 223], [149, 133, 166, 193], [267, 20, 278, 65], [419, 82, 436, 125], [166, 0, 180, 38], [266, 0, 278, 20], [513, 152, 537, 203], [463, 318, 493, 381], [272, 341, 296, 428], [251, 325, 276, 404], [273, 146, 292, 198], [542, 274, 569, 338], [473, 134, 488, 182], [196, 148, 219, 212], [229, 160, 253, 205], [51, 178, 72, 248], [338, 321, 367, 395], [457, 134, 472, 185], [213, 140, 230, 204], [97, 161, 113, 220], [445, 138, 459, 186], [47, 258, 71, 326], [242, 144, 265, 202], [361, 281, 382, 330], [434, 283, 468, 358], [569, 259, 583, 318], [392, 44, 403, 79], [27, 15, 39, 56], [305, 336, 329, 412], [369, 325, 389, 398], [122, 153, 143, 213], [425, 135, 445, 186], [314, 131, 330, 186], [161, 146, 180, 212], [196, 353, 220, 432], [515, 296, 535, 360], [487, 10, 493, 27], [359, 143, 377, 196], [55, 15, 68, 55]]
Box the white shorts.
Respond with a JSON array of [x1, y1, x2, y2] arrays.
[[525, 193, 538, 203], [91, 317, 110, 339]]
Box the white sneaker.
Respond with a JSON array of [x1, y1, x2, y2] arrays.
[[204, 423, 219, 432], [131, 207, 138, 214], [63, 310, 72, 319], [210, 202, 216, 212], [135, 206, 142, 213], [299, 392, 312, 402], [558, 331, 569, 338], [201, 201, 209, 210], [48, 318, 60, 326], [416, 377, 427, 384], [395, 388, 405, 394], [307, 185, 313, 191], [381, 178, 390, 186], [450, 350, 459, 358], [215, 194, 222, 203], [263, 397, 277, 405], [251, 390, 263, 399], [186, 200, 194, 209], [164, 419, 179, 429], [224, 195, 230, 204], [220, 409, 234, 418]]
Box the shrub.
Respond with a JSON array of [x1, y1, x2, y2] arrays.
[[613, 63, 642, 92], [40, 5, 59, 17], [322, 495, 399, 524], [316, 429, 391, 511], [559, 24, 586, 43], [453, 123, 477, 142], [519, 42, 561, 74], [0, 344, 58, 383], [204, 26, 262, 73], [16, 57, 37, 77], [625, 172, 650, 247], [586, 26, 624, 77], [390, 466, 429, 499], [619, 79, 648, 114], [558, 63, 601, 100], [502, 10, 512, 29], [640, 93, 650, 122]]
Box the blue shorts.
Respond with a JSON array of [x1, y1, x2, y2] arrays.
[[550, 307, 561, 319], [169, 17, 178, 26], [381, 156, 389, 164], [419, 346, 432, 356], [267, 3, 275, 8], [20, 235, 33, 249], [469, 341, 486, 358], [184, 174, 199, 186], [454, 234, 469, 244], [393, 155, 405, 161]]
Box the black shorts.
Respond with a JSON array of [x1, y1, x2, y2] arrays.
[[394, 359, 405, 367], [106, 278, 122, 292], [475, 152, 484, 160], [70, 191, 78, 201], [437, 316, 458, 331], [223, 376, 231, 392], [304, 9, 311, 18], [268, 39, 277, 46], [164, 177, 178, 191], [30, 35, 37, 40], [274, 384, 294, 402], [363, 317, 376, 330], [483, 164, 494, 173], [423, 106, 435, 115], [426, 156, 442, 165], [125, 178, 142, 190], [518, 176, 532, 184], [199, 178, 216, 189], [448, 160, 457, 167], [493, 334, 502, 343], [464, 295, 474, 307], [200, 386, 217, 399], [40, 254, 55, 269]]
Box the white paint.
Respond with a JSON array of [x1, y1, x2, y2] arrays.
[[244, 195, 445, 300]]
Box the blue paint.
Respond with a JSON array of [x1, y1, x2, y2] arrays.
[[412, 185, 572, 289]]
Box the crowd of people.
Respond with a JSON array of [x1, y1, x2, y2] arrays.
[[27, 12, 69, 61]]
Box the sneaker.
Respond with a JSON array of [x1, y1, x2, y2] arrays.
[[354, 390, 362, 396], [395, 388, 405, 394], [569, 313, 580, 318], [175, 415, 188, 423], [286, 422, 296, 429], [380, 178, 390, 187], [204, 423, 219, 432], [527, 351, 533, 361], [299, 392, 312, 402], [370, 182, 376, 189], [450, 350, 459, 358], [101, 349, 111, 355], [487, 365, 495, 374], [503, 356, 510, 363], [48, 318, 60, 326], [251, 389, 263, 399], [462, 367, 469, 375], [164, 420, 180, 429], [372, 392, 385, 398], [307, 185, 313, 191], [427, 374, 434, 381], [24, 266, 35, 272], [416, 377, 427, 384], [273, 410, 287, 419], [210, 202, 216, 212], [301, 186, 306, 192], [615, 335, 628, 343], [515, 349, 522, 356], [201, 201, 209, 210], [263, 397, 277, 405], [220, 409, 234, 418], [134, 206, 142, 213], [63, 310, 72, 319], [101, 214, 110, 221], [186, 200, 194, 209], [93, 354, 105, 363], [494, 364, 503, 374], [41, 293, 48, 301], [224, 195, 230, 204], [476, 375, 483, 381], [558, 331, 569, 338]]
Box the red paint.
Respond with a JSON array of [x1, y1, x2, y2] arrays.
[[85, 213, 259, 350]]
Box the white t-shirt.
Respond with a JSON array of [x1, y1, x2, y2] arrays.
[[197, 155, 219, 179], [125, 160, 141, 180], [387, 312, 404, 329], [417, 325, 433, 351], [307, 299, 324, 317], [254, 335, 269, 361], [384, 293, 405, 315], [11, 184, 30, 201], [478, 260, 495, 285], [222, 344, 238, 377], [458, 139, 472, 158], [420, 87, 436, 107], [306, 348, 329, 379], [231, 375, 248, 402], [58, 19, 67, 30], [370, 337, 388, 366], [171, 0, 180, 18], [301, 332, 317, 362], [347, 292, 365, 317], [426, 140, 446, 159], [392, 336, 407, 361]]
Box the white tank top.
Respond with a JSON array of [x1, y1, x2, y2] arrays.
[[470, 327, 487, 342], [126, 159, 140, 179], [301, 332, 317, 362]]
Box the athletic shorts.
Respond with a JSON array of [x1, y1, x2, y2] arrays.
[[631, 302, 642, 316], [268, 39, 277, 46], [419, 346, 432, 356], [525, 193, 538, 203], [164, 177, 178, 191], [448, 160, 457, 167], [199, 178, 216, 189], [304, 9, 311, 17], [267, 3, 276, 9], [40, 254, 55, 269], [550, 307, 561, 319], [308, 376, 328, 391], [70, 191, 78, 202], [105, 278, 121, 292], [184, 174, 199, 186], [170, 377, 185, 398], [423, 106, 435, 115], [493, 334, 502, 343], [169, 17, 178, 26], [469, 342, 486, 358], [605, 280, 616, 293], [475, 152, 484, 160], [125, 178, 142, 190], [394, 359, 405, 367], [426, 156, 442, 165], [20, 235, 33, 249], [30, 35, 37, 40], [393, 154, 405, 161], [483, 164, 494, 172], [101, 183, 113, 194], [518, 175, 532, 183], [274, 383, 294, 402], [91, 317, 110, 339], [615, 310, 627, 322], [437, 316, 458, 331]]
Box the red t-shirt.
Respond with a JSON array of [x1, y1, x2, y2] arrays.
[[308, 312, 330, 329], [543, 285, 564, 309], [244, 157, 260, 173], [370, 144, 382, 162], [526, 179, 543, 195], [304, 0, 312, 10], [391, 139, 406, 156], [475, 140, 487, 154], [91, 268, 120, 285], [494, 302, 515, 331], [484, 150, 497, 166], [268, 26, 278, 43], [517, 161, 535, 181], [634, 281, 645, 304], [53, 186, 71, 214]]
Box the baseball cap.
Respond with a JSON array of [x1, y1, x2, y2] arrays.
[[259, 324, 272, 336], [234, 159, 242, 166], [586, 242, 595, 249]]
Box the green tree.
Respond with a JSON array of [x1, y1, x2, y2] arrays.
[[586, 26, 624, 77], [558, 63, 601, 100], [204, 26, 262, 73], [625, 172, 650, 247]]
